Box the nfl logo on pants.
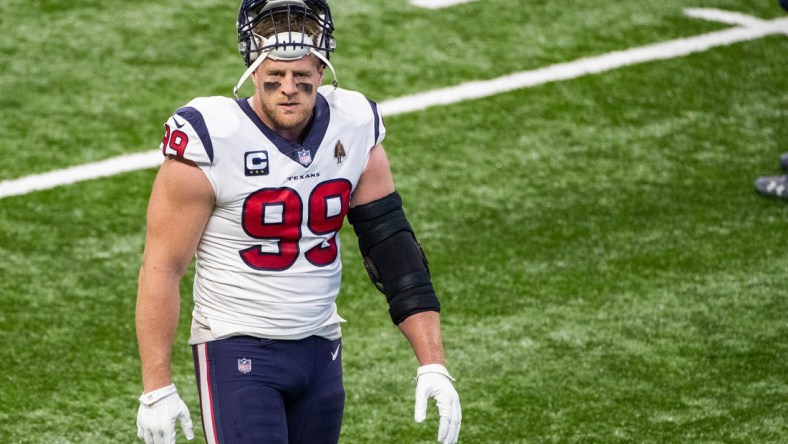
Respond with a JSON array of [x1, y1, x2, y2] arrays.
[[238, 358, 252, 374]]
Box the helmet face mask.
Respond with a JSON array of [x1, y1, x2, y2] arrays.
[[237, 0, 335, 68]]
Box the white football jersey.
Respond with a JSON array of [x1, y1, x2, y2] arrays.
[[158, 86, 386, 343]]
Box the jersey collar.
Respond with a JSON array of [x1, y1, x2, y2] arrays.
[[236, 93, 331, 167]]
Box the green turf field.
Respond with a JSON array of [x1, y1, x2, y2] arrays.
[[1, 1, 787, 442]]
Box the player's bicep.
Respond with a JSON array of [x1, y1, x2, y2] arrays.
[[350, 144, 395, 207], [143, 156, 215, 276]]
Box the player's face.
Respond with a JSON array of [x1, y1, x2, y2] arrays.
[[252, 55, 324, 140]]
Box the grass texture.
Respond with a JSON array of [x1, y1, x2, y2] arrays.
[[1, 0, 786, 442]]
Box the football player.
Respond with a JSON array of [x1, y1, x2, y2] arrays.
[[135, 1, 461, 443]]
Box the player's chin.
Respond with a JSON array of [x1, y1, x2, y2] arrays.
[[278, 104, 309, 117], [275, 112, 310, 129]]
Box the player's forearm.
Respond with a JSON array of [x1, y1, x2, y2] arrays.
[[398, 311, 446, 366], [136, 265, 183, 392]]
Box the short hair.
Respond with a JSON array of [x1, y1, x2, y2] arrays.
[[253, 6, 322, 46]]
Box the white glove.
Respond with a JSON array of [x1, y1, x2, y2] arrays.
[[414, 364, 462, 444], [137, 384, 195, 444]]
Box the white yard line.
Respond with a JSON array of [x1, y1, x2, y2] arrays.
[[686, 7, 788, 35], [380, 15, 788, 115], [684, 7, 769, 27], [410, 0, 478, 9], [0, 151, 163, 199], [1, 10, 786, 200]]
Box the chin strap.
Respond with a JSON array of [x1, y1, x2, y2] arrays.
[[311, 49, 339, 90], [233, 49, 338, 98], [234, 52, 269, 98]]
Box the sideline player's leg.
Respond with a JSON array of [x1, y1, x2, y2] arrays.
[[754, 175, 788, 200]]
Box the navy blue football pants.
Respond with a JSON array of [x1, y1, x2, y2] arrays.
[[192, 336, 345, 444]]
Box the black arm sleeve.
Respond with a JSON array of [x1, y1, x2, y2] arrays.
[[347, 192, 440, 324]]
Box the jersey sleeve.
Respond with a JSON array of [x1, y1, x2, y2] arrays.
[[159, 105, 214, 168], [318, 86, 386, 150], [367, 98, 386, 146]]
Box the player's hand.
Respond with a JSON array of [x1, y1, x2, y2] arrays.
[[137, 384, 195, 444], [414, 364, 461, 444]]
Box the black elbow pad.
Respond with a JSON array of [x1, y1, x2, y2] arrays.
[[347, 192, 440, 324]]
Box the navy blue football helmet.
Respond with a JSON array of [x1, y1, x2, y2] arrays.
[[236, 0, 336, 68]]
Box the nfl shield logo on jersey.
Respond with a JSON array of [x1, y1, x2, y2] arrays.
[[297, 149, 312, 166], [238, 358, 252, 374]]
